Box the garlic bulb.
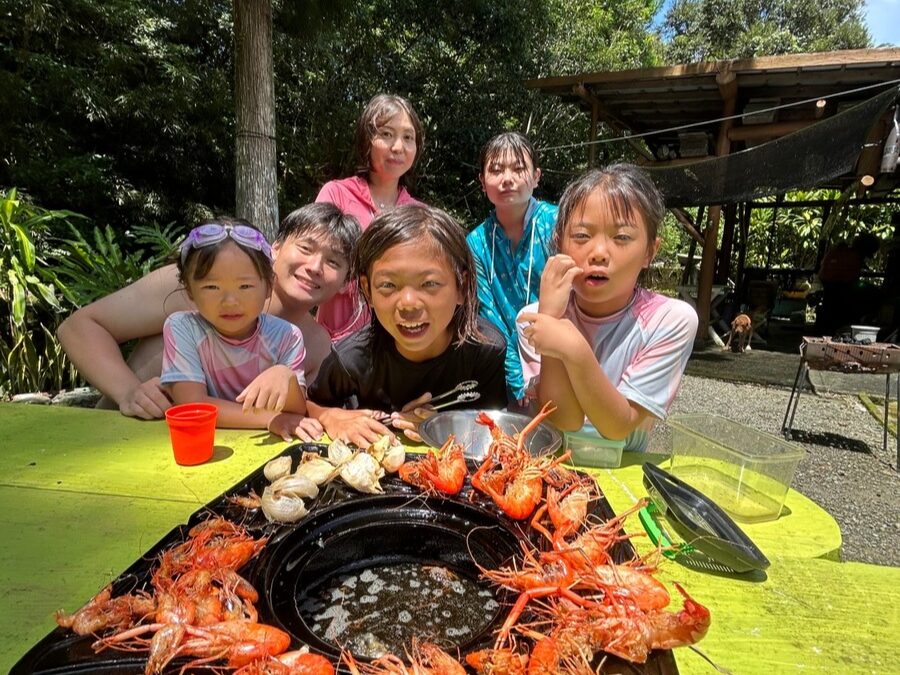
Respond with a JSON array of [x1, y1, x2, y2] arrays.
[[380, 439, 406, 474], [328, 438, 354, 466], [366, 435, 391, 463], [263, 456, 293, 482], [295, 452, 338, 486], [260, 484, 308, 523], [340, 452, 384, 494], [270, 474, 319, 500]]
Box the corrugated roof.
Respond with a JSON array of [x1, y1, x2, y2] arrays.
[[528, 48, 900, 135]]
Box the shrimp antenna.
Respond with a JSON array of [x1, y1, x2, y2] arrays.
[[689, 645, 734, 674]]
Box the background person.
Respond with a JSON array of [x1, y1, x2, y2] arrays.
[[467, 132, 557, 404], [816, 232, 881, 335], [315, 94, 426, 341]]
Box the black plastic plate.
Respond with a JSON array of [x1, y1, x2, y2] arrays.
[[642, 463, 770, 573]]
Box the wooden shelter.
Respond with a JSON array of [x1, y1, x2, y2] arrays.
[[527, 48, 900, 341]]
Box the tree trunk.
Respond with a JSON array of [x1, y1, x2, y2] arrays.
[[234, 0, 278, 239]]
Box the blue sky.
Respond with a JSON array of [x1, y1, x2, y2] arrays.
[[866, 0, 899, 46], [653, 1, 898, 47]]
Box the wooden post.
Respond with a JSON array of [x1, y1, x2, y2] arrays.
[[681, 205, 705, 285], [671, 207, 705, 245], [573, 84, 653, 165], [717, 203, 737, 284], [766, 195, 783, 270], [736, 202, 751, 304], [815, 203, 832, 270], [234, 0, 278, 240], [681, 239, 698, 286], [696, 68, 737, 342], [856, 113, 887, 197]]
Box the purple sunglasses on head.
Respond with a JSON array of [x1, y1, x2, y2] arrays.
[[180, 223, 273, 264]]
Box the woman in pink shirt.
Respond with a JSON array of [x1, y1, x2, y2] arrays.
[[315, 94, 426, 340]]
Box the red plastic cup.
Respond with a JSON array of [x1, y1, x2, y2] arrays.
[[165, 403, 218, 465]]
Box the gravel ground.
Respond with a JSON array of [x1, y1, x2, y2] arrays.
[[648, 374, 900, 567]]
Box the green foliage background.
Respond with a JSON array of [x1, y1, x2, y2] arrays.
[[2, 0, 666, 232], [661, 0, 870, 62], [2, 0, 873, 232]]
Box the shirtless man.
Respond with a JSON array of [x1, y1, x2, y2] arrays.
[[57, 203, 360, 439]]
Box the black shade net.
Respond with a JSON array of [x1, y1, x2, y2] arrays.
[[647, 85, 900, 207]]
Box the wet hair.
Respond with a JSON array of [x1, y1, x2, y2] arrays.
[[354, 204, 483, 347], [177, 216, 273, 292], [353, 94, 424, 187], [553, 164, 665, 253], [478, 131, 539, 174], [276, 203, 361, 281]]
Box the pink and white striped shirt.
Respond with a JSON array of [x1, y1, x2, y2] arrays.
[[518, 288, 697, 450], [161, 312, 306, 401]]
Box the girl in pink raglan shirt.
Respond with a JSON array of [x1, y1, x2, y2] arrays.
[[518, 165, 698, 452], [315, 94, 425, 341], [160, 218, 309, 441]]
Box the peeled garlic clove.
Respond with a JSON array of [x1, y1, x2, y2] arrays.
[[295, 453, 339, 486], [263, 455, 293, 482], [366, 435, 390, 462], [380, 440, 406, 474], [328, 438, 354, 466], [340, 452, 385, 494], [260, 484, 308, 523], [270, 474, 319, 500]]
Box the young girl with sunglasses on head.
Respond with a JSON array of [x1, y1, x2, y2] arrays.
[[160, 218, 309, 440], [518, 165, 698, 452], [308, 205, 507, 447], [315, 94, 426, 341]]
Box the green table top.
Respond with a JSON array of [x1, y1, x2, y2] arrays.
[[0, 403, 894, 674], [0, 486, 194, 670], [0, 403, 289, 503], [658, 555, 900, 674]]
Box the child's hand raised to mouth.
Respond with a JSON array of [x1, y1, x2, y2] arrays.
[[537, 255, 582, 319], [518, 312, 587, 362]]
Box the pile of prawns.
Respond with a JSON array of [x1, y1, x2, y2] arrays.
[[385, 401, 711, 674], [55, 516, 333, 674]]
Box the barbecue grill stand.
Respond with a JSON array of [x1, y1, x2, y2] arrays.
[[781, 337, 900, 469]]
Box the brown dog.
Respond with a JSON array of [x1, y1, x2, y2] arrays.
[[723, 313, 753, 352]]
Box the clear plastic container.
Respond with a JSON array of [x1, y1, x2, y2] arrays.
[[850, 325, 879, 342], [668, 415, 805, 522], [565, 423, 626, 468]]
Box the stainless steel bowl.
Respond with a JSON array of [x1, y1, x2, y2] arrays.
[[419, 409, 564, 460]]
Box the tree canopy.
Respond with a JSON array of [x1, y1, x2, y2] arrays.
[[660, 0, 870, 63], [2, 0, 663, 230], [0, 0, 877, 234], [1, 0, 235, 229]]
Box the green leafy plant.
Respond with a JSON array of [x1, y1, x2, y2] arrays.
[[1, 189, 181, 398], [744, 189, 894, 271], [0, 188, 81, 397], [52, 221, 182, 307]]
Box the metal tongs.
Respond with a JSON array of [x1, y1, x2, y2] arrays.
[[428, 380, 481, 411]]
